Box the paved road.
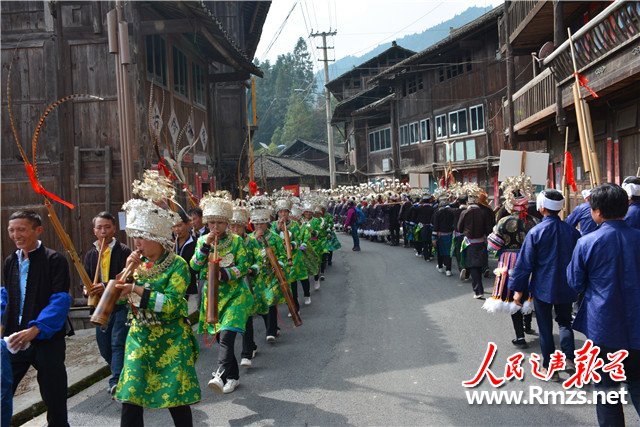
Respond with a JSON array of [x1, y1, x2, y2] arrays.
[[25, 234, 638, 426]]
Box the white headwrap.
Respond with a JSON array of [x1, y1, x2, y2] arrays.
[[581, 189, 591, 200], [536, 191, 564, 211], [622, 182, 640, 198]]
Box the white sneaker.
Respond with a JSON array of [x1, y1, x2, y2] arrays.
[[223, 378, 239, 394], [415, 252, 421, 257], [436, 266, 444, 273], [304, 297, 311, 305], [319, 275, 325, 281], [208, 369, 225, 394], [240, 358, 252, 367], [314, 280, 320, 291], [266, 335, 276, 343], [252, 349, 258, 358], [446, 270, 452, 277]]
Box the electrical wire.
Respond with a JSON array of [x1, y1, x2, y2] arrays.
[[260, 0, 299, 58]]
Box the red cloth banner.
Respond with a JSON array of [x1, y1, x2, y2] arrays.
[[26, 163, 75, 209], [574, 72, 599, 98], [283, 184, 300, 197], [565, 151, 578, 192]]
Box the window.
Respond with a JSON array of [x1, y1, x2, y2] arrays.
[[192, 63, 205, 105], [469, 104, 484, 133], [420, 118, 431, 142], [406, 75, 424, 95], [455, 140, 465, 161], [368, 127, 391, 152], [438, 67, 445, 83], [466, 139, 476, 160], [449, 109, 468, 136], [409, 122, 420, 144], [173, 47, 189, 97], [399, 125, 409, 146], [435, 115, 447, 139], [146, 35, 167, 85]]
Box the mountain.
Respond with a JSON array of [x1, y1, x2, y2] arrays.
[[316, 6, 494, 89]]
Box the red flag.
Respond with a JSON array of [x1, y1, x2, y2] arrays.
[[574, 72, 599, 98], [565, 151, 578, 192]]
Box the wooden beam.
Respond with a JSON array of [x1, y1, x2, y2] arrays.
[[140, 19, 193, 35], [509, 0, 547, 46], [208, 71, 250, 82]]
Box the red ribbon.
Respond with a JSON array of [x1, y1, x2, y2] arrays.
[[25, 163, 75, 209], [565, 151, 578, 192], [249, 180, 258, 196], [574, 72, 599, 98], [157, 157, 176, 181]]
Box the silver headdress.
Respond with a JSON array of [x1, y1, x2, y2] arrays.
[[248, 195, 273, 224], [200, 190, 233, 222]]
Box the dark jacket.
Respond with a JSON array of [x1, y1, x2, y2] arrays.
[[414, 203, 434, 225], [83, 239, 132, 284], [3, 245, 70, 339], [432, 206, 455, 233], [457, 204, 494, 239], [387, 204, 401, 226], [175, 236, 198, 294]]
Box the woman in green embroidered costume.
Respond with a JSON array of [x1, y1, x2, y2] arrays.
[[190, 192, 253, 395], [228, 202, 268, 368], [114, 172, 200, 427], [247, 194, 288, 343], [271, 196, 312, 310]]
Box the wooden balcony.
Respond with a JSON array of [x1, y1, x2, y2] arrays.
[[509, 68, 555, 132], [543, 1, 640, 85]]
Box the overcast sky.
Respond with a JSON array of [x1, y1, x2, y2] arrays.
[[255, 0, 504, 71]]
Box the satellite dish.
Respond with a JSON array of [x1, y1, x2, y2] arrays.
[[259, 142, 269, 149], [538, 41, 555, 60], [277, 145, 286, 150]]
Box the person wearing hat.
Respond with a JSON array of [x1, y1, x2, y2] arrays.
[[321, 205, 340, 266], [483, 175, 539, 349], [191, 192, 254, 394], [398, 194, 413, 247], [508, 189, 581, 380], [300, 201, 323, 290], [565, 189, 598, 236], [387, 193, 401, 246], [172, 211, 198, 301], [247, 195, 288, 344], [457, 185, 494, 297], [114, 171, 201, 425], [622, 176, 640, 230], [567, 183, 640, 425], [228, 202, 268, 368], [432, 192, 455, 277], [271, 195, 312, 311]]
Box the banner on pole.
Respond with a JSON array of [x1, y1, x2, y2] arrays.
[[498, 150, 549, 185]]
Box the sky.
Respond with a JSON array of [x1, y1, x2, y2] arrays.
[[254, 0, 504, 72]]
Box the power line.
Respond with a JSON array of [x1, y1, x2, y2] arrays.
[[346, 1, 445, 58], [260, 0, 299, 58]]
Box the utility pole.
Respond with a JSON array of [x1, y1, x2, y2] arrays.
[[310, 30, 337, 189]]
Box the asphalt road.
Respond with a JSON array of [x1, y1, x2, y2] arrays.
[[25, 234, 638, 426]]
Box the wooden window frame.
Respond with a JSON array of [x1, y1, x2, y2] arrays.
[[145, 34, 167, 87], [469, 104, 485, 133], [420, 118, 431, 142], [435, 114, 447, 140]]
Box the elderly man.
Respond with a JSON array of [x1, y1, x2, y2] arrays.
[[565, 189, 598, 235]]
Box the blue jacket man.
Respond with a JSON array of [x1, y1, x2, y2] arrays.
[[509, 190, 580, 376], [565, 189, 598, 235], [623, 176, 640, 230], [567, 183, 640, 426]]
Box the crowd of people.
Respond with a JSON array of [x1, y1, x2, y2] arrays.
[[331, 176, 640, 426], [1, 172, 639, 427], [1, 170, 340, 427]]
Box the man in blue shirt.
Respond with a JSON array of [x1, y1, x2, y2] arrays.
[[622, 176, 640, 230], [567, 183, 640, 426], [509, 190, 580, 380], [565, 189, 598, 235], [3, 211, 72, 426]]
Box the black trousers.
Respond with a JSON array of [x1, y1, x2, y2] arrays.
[[216, 330, 239, 382], [241, 316, 257, 359], [402, 222, 410, 246], [314, 254, 328, 280], [12, 337, 68, 427], [266, 305, 278, 337], [121, 403, 192, 427], [595, 347, 640, 426], [389, 223, 400, 245], [469, 267, 484, 295], [511, 311, 533, 339], [327, 251, 333, 265], [437, 254, 452, 271]]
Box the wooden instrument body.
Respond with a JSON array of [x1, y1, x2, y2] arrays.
[[262, 237, 302, 327], [206, 256, 220, 324], [282, 220, 293, 263], [90, 279, 123, 327]]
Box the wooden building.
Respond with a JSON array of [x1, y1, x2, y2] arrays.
[[330, 8, 512, 203], [1, 1, 270, 298], [327, 42, 415, 180], [278, 138, 347, 174], [500, 0, 640, 208], [253, 155, 330, 191]]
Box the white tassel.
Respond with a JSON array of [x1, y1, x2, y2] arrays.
[[521, 300, 533, 315], [508, 301, 521, 315]]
